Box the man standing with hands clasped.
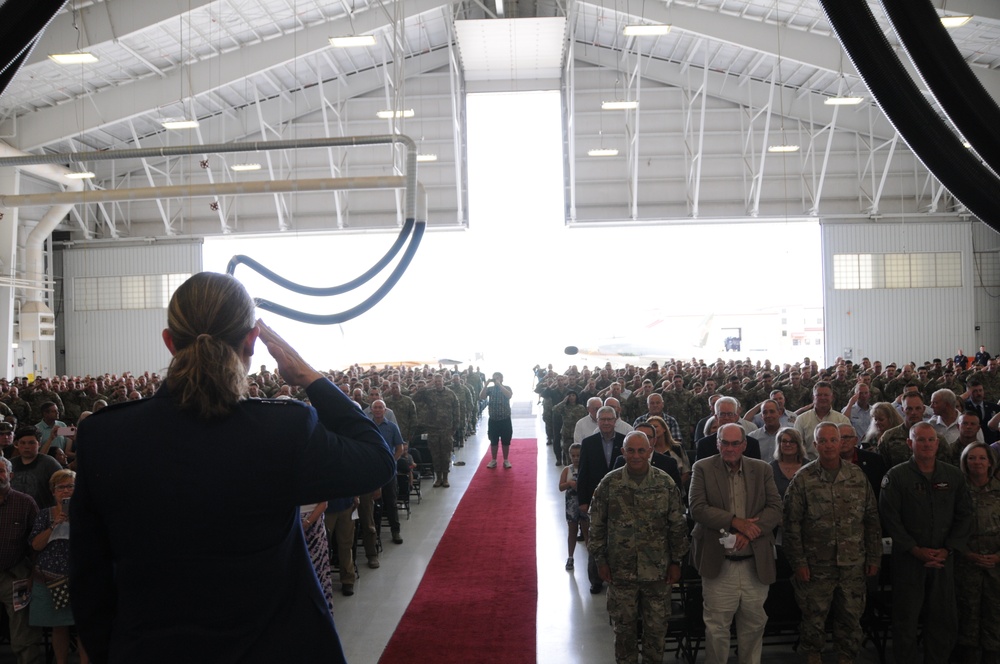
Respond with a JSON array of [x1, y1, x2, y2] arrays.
[[879, 421, 972, 664], [783, 423, 882, 664], [689, 422, 782, 664], [588, 431, 689, 664]]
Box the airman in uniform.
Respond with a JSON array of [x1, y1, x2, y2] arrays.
[[783, 422, 881, 664], [588, 431, 689, 664]]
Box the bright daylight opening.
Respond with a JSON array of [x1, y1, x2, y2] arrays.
[[204, 89, 823, 379]]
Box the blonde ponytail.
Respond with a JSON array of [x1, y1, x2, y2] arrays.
[[165, 273, 256, 419]]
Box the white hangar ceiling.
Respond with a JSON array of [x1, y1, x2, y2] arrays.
[[0, 0, 997, 239]]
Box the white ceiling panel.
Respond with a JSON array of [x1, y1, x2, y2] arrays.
[[455, 17, 566, 81]]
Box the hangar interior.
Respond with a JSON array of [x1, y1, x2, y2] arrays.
[[0, 0, 997, 376]]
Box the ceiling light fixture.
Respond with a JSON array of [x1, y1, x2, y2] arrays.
[[376, 109, 414, 119], [588, 148, 619, 157], [767, 145, 800, 153], [602, 100, 639, 110], [49, 52, 99, 65], [230, 163, 262, 172], [329, 35, 377, 47], [940, 15, 972, 28], [623, 25, 672, 36], [416, 154, 438, 162], [65, 171, 95, 180], [161, 118, 199, 130], [824, 96, 864, 106]]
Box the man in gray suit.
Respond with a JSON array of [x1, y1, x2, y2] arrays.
[[689, 423, 783, 664]]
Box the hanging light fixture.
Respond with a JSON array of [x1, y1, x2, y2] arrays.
[[622, 24, 671, 36], [49, 52, 99, 64], [376, 109, 415, 119], [601, 100, 638, 110], [824, 96, 864, 106], [329, 35, 377, 47], [940, 15, 972, 28]]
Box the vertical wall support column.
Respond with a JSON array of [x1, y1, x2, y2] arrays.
[[563, 0, 577, 223], [446, 12, 467, 225], [0, 168, 18, 380]]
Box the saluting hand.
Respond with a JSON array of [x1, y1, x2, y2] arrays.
[[257, 319, 323, 388]]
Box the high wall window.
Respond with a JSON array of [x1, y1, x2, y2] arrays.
[[75, 274, 190, 311], [974, 252, 1000, 287], [833, 252, 961, 290]]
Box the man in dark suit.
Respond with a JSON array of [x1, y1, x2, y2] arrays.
[[578, 405, 625, 594], [964, 378, 1000, 444], [838, 423, 887, 499], [695, 396, 761, 461], [689, 423, 782, 664]]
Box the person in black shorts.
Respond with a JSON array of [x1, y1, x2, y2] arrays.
[[480, 372, 513, 469]]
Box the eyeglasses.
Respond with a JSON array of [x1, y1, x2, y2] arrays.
[[779, 438, 797, 444], [54, 484, 74, 491], [719, 440, 744, 448]]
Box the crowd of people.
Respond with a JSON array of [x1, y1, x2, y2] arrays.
[[3, 339, 1000, 662], [0, 350, 498, 662], [543, 351, 1000, 664]]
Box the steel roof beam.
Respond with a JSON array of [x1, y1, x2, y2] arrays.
[[573, 45, 895, 139], [9, 0, 446, 150], [577, 1, 1000, 102]]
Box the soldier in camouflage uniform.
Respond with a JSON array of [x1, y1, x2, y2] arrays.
[[463, 367, 483, 411], [955, 442, 1000, 664], [980, 361, 1000, 404], [783, 422, 881, 664], [588, 431, 689, 664], [2, 386, 30, 425], [829, 368, 854, 412], [535, 375, 569, 446], [877, 392, 949, 468], [411, 374, 459, 487], [930, 368, 966, 403], [25, 379, 64, 423], [778, 371, 812, 411], [553, 391, 587, 466], [447, 373, 475, 444], [660, 377, 692, 441], [384, 382, 417, 442]]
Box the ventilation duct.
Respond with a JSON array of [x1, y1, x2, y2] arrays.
[[0, 0, 68, 99], [816, 0, 1000, 229], [878, 0, 1000, 178]]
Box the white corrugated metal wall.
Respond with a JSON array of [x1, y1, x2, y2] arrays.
[[821, 220, 992, 367], [972, 223, 1000, 353], [59, 241, 203, 376]]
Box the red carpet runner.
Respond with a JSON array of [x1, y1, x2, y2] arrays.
[[378, 439, 537, 664]]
